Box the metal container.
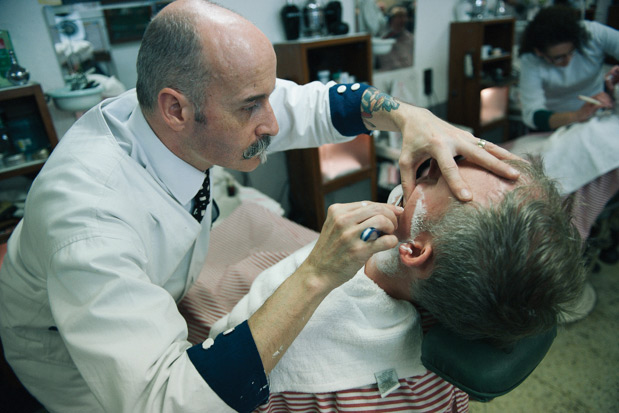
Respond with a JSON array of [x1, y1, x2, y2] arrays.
[[303, 0, 325, 37]]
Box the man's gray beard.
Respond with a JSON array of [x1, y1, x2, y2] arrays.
[[373, 247, 402, 276], [374, 210, 429, 277], [243, 135, 271, 163]]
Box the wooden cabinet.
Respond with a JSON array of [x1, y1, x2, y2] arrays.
[[447, 18, 515, 142], [0, 83, 58, 180], [274, 34, 377, 231], [0, 83, 58, 242]]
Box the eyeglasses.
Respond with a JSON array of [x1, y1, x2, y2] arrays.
[[544, 48, 576, 65]]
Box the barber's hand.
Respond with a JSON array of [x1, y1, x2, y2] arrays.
[[359, 86, 520, 202], [575, 92, 613, 122], [605, 65, 619, 92], [301, 201, 403, 290], [397, 106, 521, 202]]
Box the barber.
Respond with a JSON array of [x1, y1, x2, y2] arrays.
[[0, 1, 519, 412], [518, 5, 619, 131]]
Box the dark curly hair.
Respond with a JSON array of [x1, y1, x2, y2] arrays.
[[519, 5, 591, 56]]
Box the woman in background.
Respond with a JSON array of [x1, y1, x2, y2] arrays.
[[518, 5, 619, 131]]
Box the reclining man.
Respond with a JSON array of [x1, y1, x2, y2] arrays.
[[210, 155, 587, 412]]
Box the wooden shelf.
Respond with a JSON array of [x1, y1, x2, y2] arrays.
[[275, 35, 376, 231], [0, 83, 58, 242], [447, 18, 515, 142]]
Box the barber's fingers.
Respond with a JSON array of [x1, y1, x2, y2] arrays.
[[327, 201, 401, 248], [349, 200, 402, 230], [459, 140, 523, 175], [605, 65, 619, 90], [399, 130, 521, 203], [592, 92, 614, 108], [304, 201, 401, 288]]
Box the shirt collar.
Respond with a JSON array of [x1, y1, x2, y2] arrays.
[[126, 104, 206, 206]]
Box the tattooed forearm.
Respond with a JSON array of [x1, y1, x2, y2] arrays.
[[360, 87, 400, 127]]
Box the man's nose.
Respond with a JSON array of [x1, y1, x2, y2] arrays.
[[259, 101, 279, 137]]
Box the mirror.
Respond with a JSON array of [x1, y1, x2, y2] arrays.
[[42, 1, 170, 90], [356, 0, 415, 72]]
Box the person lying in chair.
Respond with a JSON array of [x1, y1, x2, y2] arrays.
[[209, 155, 586, 412]]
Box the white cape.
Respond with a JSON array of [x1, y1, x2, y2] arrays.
[[508, 113, 619, 195]]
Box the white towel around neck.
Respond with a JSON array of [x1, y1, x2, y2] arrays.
[[210, 242, 427, 393]]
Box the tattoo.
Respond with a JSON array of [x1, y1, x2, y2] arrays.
[[361, 87, 400, 126]]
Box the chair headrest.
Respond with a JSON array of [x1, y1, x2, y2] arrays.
[[421, 324, 557, 402]]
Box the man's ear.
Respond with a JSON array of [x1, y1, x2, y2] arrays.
[[157, 87, 194, 132], [399, 238, 433, 279]]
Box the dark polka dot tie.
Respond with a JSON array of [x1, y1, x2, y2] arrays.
[[192, 169, 210, 223]]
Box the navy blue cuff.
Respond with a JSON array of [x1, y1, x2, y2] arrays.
[[533, 109, 554, 131], [329, 83, 372, 136], [187, 320, 269, 412]]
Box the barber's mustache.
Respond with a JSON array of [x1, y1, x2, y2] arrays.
[[243, 135, 271, 160]]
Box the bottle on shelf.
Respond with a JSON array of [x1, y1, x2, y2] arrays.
[[6, 50, 30, 86], [281, 0, 301, 41]]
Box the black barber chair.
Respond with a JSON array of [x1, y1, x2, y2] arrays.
[[421, 324, 557, 401]]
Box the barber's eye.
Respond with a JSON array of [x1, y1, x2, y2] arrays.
[[244, 102, 259, 112]]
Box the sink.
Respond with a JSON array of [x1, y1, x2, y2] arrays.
[[47, 84, 104, 112]]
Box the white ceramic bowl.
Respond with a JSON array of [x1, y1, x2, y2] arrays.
[[372, 37, 396, 56], [48, 84, 104, 112]]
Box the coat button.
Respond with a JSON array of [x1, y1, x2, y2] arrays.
[[351, 83, 361, 91], [202, 337, 214, 350], [337, 85, 347, 94]]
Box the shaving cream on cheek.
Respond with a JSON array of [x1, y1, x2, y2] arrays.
[[409, 189, 426, 240]]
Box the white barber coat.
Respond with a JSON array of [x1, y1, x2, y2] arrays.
[[0, 79, 353, 412]]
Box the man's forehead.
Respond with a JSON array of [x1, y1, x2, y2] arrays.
[[465, 166, 516, 205], [210, 74, 276, 105]]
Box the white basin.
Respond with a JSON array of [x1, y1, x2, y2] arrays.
[[372, 38, 396, 56], [48, 84, 104, 112]]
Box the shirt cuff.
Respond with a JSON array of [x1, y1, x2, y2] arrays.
[[187, 320, 269, 412], [329, 82, 372, 136], [532, 109, 554, 132]]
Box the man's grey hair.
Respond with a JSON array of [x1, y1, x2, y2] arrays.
[[412, 156, 586, 348], [136, 4, 211, 121]]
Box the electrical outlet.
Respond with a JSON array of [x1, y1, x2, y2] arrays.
[[424, 68, 433, 96]]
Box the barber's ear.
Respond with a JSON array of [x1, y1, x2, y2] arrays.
[[399, 239, 433, 278], [158, 87, 194, 132]]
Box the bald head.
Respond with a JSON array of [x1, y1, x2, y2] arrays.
[[136, 0, 275, 116]]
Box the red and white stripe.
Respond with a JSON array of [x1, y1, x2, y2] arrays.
[[256, 373, 468, 413], [569, 168, 619, 240]]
